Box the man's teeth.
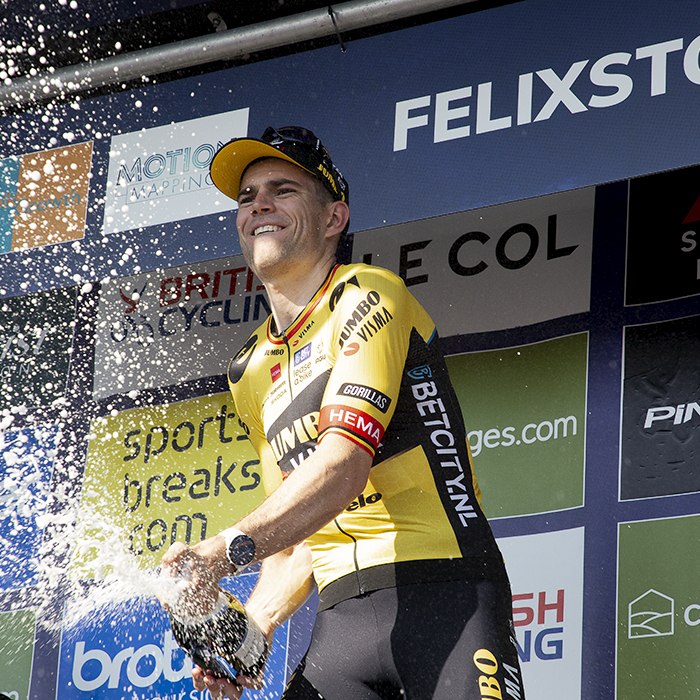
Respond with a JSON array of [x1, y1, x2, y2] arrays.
[[253, 225, 282, 236]]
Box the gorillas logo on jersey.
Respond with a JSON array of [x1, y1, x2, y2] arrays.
[[228, 334, 258, 384], [338, 383, 391, 413]]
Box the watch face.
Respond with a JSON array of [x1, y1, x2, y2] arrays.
[[229, 534, 255, 567]]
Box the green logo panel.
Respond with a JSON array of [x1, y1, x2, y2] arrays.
[[445, 332, 587, 517], [617, 515, 700, 700], [0, 608, 36, 700]]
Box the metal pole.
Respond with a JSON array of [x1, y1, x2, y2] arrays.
[[0, 0, 475, 110]]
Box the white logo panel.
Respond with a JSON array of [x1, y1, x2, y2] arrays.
[[93, 254, 268, 400], [103, 108, 249, 233], [498, 527, 584, 700], [352, 188, 594, 336]]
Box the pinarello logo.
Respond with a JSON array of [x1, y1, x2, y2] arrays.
[[271, 363, 281, 382]]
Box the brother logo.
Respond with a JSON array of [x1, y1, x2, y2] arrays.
[[71, 631, 190, 691]]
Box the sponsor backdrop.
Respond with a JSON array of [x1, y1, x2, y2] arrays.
[[0, 608, 36, 700], [617, 516, 700, 699], [0, 0, 700, 698]]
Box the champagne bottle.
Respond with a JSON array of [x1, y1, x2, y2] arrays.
[[169, 588, 269, 682]]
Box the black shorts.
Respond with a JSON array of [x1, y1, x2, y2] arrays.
[[282, 576, 525, 700]]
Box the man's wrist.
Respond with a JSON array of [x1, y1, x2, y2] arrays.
[[221, 527, 256, 574]]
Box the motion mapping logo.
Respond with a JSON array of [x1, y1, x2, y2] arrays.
[[103, 108, 248, 233]]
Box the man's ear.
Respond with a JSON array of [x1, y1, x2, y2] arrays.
[[324, 200, 350, 239]]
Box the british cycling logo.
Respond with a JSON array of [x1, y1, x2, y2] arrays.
[[628, 589, 674, 638]]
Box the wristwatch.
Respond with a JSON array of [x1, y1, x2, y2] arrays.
[[221, 528, 256, 574]]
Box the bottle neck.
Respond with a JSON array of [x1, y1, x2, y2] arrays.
[[173, 590, 228, 625]]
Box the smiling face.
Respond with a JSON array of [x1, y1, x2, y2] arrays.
[[235, 158, 345, 285]]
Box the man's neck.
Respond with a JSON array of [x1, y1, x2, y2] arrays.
[[264, 257, 337, 334]]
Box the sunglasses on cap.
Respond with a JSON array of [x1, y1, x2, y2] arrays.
[[258, 126, 349, 204]]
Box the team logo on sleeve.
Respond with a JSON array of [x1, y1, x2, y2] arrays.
[[328, 275, 361, 311], [338, 383, 391, 413], [228, 334, 258, 384]]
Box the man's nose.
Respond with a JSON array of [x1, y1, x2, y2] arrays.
[[251, 190, 274, 214]]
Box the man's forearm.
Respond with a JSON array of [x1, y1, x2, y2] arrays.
[[244, 543, 315, 638], [234, 433, 372, 563], [170, 434, 371, 607]]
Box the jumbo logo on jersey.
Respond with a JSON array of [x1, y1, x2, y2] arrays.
[[337, 291, 394, 349], [269, 412, 319, 464]]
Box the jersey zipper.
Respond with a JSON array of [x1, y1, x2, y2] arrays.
[[280, 283, 363, 594], [282, 331, 294, 401]]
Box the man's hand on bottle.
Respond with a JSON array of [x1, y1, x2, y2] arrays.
[[192, 665, 244, 700], [192, 663, 267, 700], [159, 539, 230, 619], [191, 618, 272, 700]]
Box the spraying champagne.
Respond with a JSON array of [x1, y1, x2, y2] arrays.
[[169, 586, 269, 682]]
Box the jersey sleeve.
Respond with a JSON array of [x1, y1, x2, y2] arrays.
[[317, 267, 435, 456]]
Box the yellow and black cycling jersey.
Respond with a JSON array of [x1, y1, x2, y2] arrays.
[[228, 263, 503, 609]]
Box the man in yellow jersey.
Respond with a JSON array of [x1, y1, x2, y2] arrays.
[[161, 127, 525, 700]]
